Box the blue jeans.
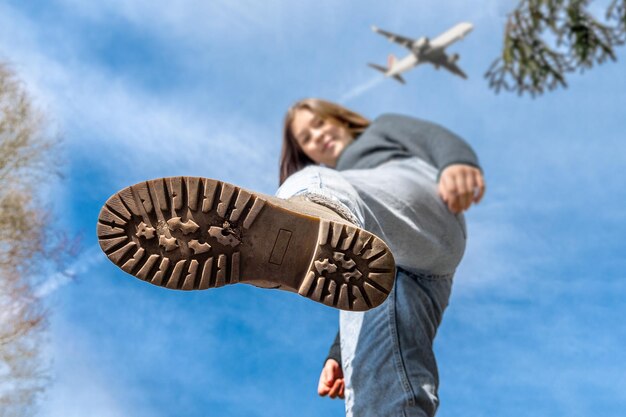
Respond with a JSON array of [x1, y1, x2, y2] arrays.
[[276, 157, 466, 417], [340, 269, 452, 417]]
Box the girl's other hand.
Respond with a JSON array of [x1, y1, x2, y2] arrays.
[[317, 359, 345, 399], [438, 164, 485, 214]]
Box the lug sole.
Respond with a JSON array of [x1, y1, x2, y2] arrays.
[[97, 176, 395, 311]]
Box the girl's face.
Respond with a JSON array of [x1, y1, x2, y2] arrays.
[[290, 108, 354, 167]]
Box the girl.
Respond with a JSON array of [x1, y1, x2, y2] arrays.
[[278, 98, 484, 417]]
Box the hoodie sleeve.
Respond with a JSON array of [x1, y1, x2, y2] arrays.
[[324, 330, 341, 366], [368, 114, 481, 178]]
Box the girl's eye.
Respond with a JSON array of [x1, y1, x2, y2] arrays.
[[312, 118, 324, 128]]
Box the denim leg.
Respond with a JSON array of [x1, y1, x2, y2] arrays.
[[275, 165, 366, 227], [277, 159, 466, 276], [341, 269, 453, 417]]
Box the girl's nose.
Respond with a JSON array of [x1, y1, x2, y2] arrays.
[[312, 128, 324, 143]]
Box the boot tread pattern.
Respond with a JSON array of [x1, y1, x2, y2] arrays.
[[298, 220, 395, 311], [97, 177, 264, 291]]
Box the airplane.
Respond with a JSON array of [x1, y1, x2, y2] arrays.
[[368, 22, 473, 84]]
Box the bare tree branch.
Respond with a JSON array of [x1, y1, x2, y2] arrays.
[[0, 62, 70, 417]]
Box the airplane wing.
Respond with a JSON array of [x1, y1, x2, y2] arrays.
[[429, 22, 473, 50], [440, 60, 468, 79], [371, 25, 414, 49]]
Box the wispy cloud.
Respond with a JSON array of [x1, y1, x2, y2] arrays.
[[54, 0, 281, 42], [0, 2, 279, 191]]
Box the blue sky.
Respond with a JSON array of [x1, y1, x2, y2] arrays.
[[1, 0, 626, 416]]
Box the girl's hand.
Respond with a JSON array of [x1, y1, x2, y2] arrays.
[[438, 164, 485, 214], [317, 359, 345, 399]]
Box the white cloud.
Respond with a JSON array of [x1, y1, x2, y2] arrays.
[[55, 0, 278, 40], [0, 2, 279, 192], [51, 0, 349, 46]]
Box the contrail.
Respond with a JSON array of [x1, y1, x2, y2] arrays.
[[35, 246, 105, 298], [339, 76, 386, 104]]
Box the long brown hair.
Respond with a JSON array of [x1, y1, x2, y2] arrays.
[[279, 98, 370, 185]]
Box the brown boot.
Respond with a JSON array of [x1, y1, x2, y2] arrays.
[[97, 176, 395, 311]]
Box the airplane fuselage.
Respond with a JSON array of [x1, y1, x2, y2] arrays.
[[387, 41, 448, 76]]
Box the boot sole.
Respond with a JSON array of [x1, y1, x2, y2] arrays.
[[97, 176, 395, 311]]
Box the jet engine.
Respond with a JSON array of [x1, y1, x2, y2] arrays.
[[448, 53, 459, 64]]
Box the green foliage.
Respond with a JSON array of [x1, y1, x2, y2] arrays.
[[486, 0, 626, 96]]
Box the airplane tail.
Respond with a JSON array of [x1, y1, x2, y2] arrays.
[[387, 54, 397, 68], [367, 60, 406, 84]]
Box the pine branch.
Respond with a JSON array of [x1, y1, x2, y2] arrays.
[[486, 0, 626, 96]]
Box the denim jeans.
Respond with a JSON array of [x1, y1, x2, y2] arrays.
[[341, 269, 452, 417], [276, 157, 466, 417]]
